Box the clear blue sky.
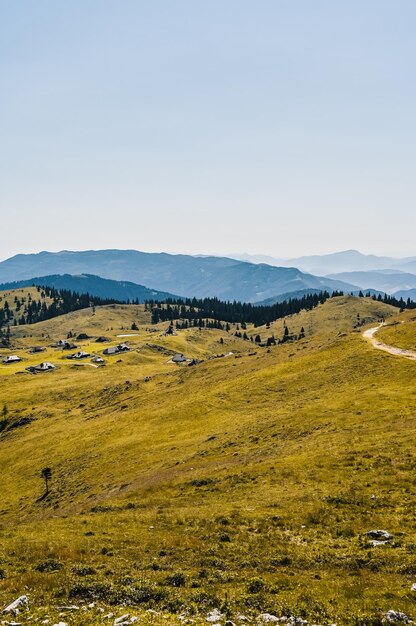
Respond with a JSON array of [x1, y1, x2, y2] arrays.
[[1, 1, 415, 261]]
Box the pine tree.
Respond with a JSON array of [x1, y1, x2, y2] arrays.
[[41, 467, 52, 495]]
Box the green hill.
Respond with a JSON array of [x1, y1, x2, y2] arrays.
[[0, 273, 180, 302], [0, 294, 415, 625]]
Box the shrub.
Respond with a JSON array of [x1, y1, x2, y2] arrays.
[[113, 585, 167, 605], [164, 571, 186, 587], [189, 591, 222, 610], [246, 577, 268, 593], [72, 565, 97, 576], [35, 559, 63, 573], [69, 582, 112, 600]]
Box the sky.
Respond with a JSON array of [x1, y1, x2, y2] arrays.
[[1, 1, 416, 261]]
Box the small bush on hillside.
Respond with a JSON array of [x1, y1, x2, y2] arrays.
[[72, 565, 97, 576], [110, 584, 167, 606], [35, 558, 63, 573], [69, 581, 113, 600], [246, 577, 268, 593], [190, 478, 215, 487], [189, 590, 222, 610], [164, 571, 186, 587]]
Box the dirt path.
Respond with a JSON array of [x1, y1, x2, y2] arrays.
[[363, 324, 416, 361]]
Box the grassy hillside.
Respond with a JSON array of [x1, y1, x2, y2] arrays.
[[376, 310, 416, 350], [0, 285, 55, 316], [0, 273, 180, 302], [0, 294, 415, 625]]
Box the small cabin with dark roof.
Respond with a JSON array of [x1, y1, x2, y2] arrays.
[[172, 353, 187, 363], [103, 343, 130, 356], [56, 340, 77, 350], [26, 361, 55, 373], [3, 355, 22, 364], [29, 346, 46, 354], [68, 351, 90, 360]]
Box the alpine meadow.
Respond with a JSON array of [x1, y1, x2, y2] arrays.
[[2, 2, 416, 625], [0, 282, 416, 625]]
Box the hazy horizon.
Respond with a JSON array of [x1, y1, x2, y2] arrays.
[[1, 246, 415, 265], [2, 1, 416, 260]]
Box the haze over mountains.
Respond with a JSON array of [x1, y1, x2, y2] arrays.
[[231, 249, 416, 275], [229, 250, 416, 298], [0, 248, 415, 304], [0, 249, 357, 303], [325, 270, 416, 297]]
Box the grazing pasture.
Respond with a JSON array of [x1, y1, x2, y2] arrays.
[[0, 293, 415, 625]]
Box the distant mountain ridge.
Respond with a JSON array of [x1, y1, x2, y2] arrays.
[[324, 270, 416, 295], [0, 250, 359, 303], [394, 288, 416, 301], [229, 250, 416, 275], [0, 274, 179, 303]]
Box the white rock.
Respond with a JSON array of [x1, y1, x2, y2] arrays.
[[412, 583, 416, 591], [258, 615, 279, 624], [383, 610, 410, 623], [2, 597, 28, 615], [114, 616, 130, 625], [52, 622, 68, 626], [365, 529, 393, 542], [207, 610, 224, 623]]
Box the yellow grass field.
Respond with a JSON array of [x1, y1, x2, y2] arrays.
[[0, 293, 415, 625]]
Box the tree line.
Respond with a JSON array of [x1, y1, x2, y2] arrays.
[[0, 284, 121, 333], [1, 283, 415, 341], [368, 291, 416, 310], [147, 291, 345, 326], [148, 290, 416, 327]]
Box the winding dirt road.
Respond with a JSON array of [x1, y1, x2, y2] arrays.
[[363, 324, 416, 361]]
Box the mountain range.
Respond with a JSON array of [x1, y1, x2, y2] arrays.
[[324, 270, 416, 295], [0, 248, 415, 304], [230, 250, 416, 275], [0, 250, 358, 303]]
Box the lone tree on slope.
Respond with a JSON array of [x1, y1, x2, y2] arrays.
[[41, 467, 52, 495]]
